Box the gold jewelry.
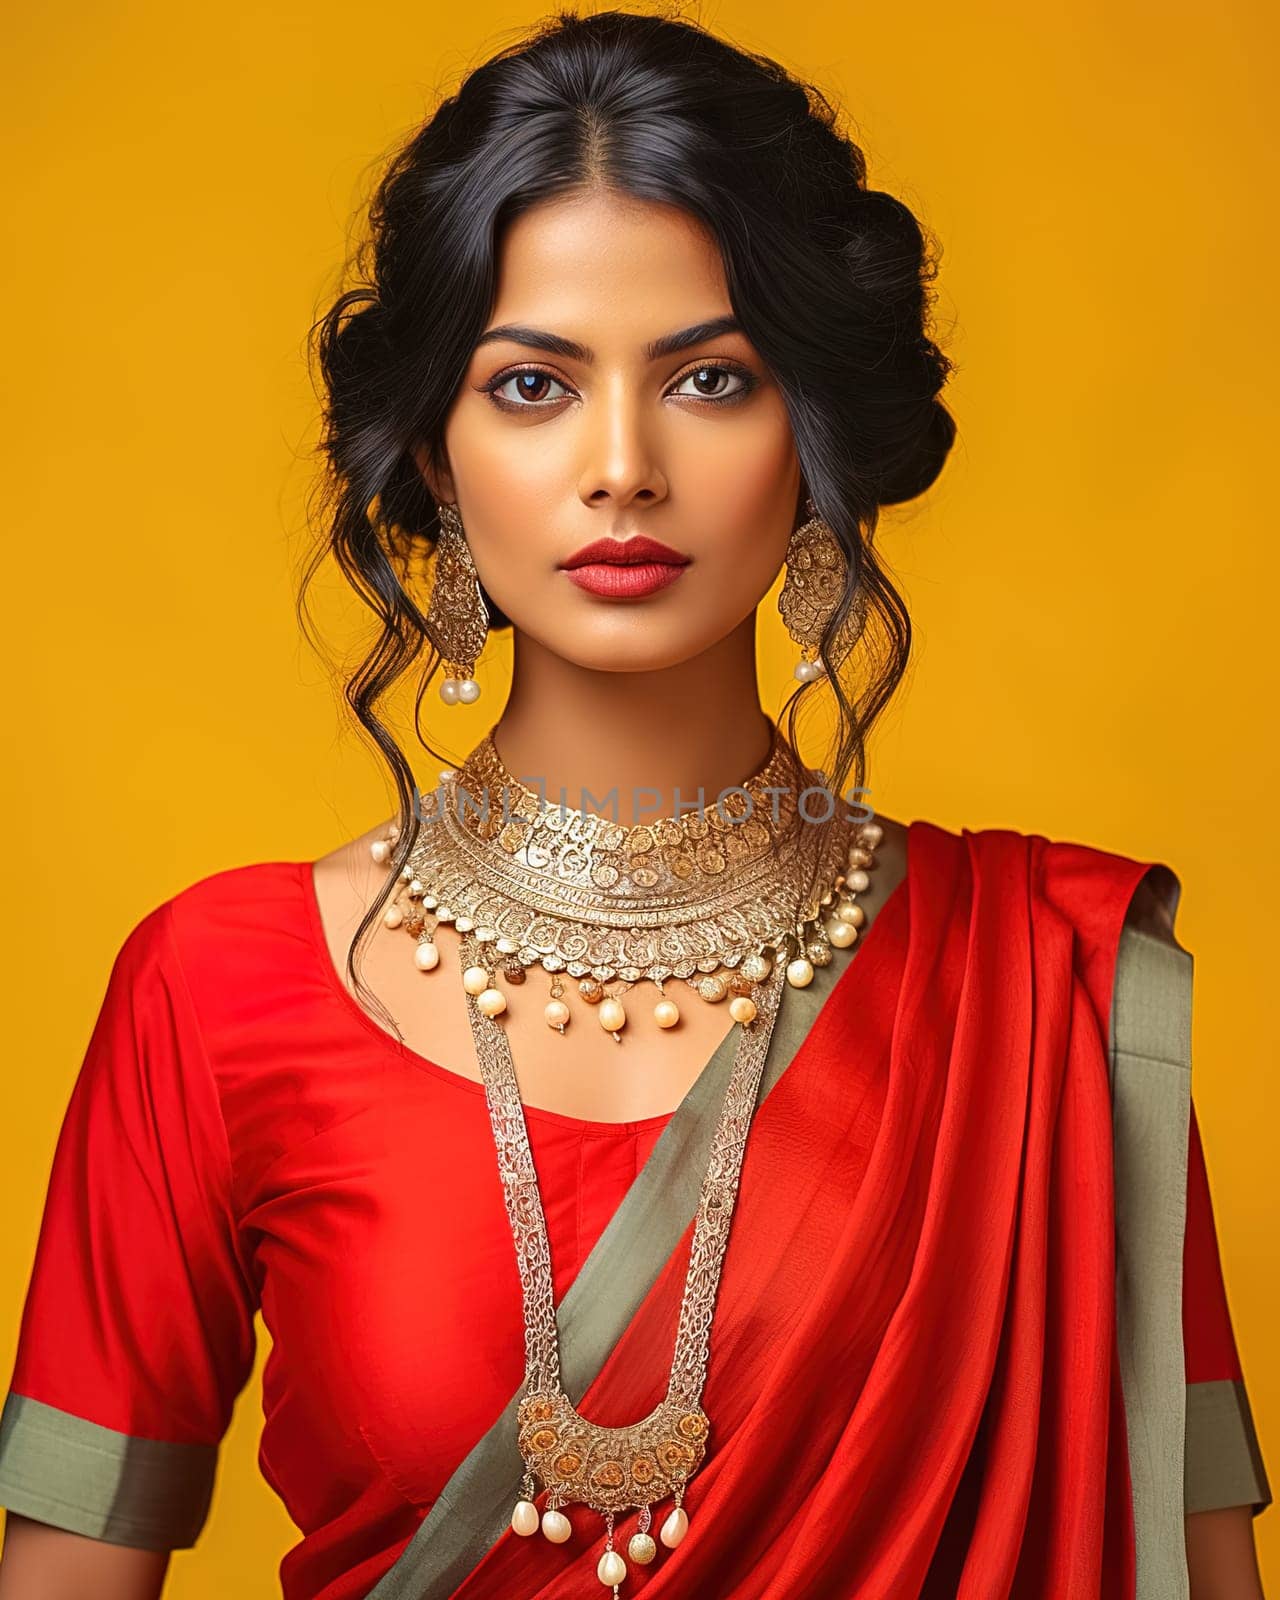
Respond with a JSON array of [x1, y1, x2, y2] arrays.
[[424, 500, 489, 704], [374, 721, 882, 1038], [367, 723, 885, 1590], [777, 497, 859, 684], [471, 927, 786, 1588]]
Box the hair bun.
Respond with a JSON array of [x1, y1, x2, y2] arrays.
[[877, 396, 957, 507]]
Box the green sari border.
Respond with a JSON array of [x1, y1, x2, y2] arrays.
[[1109, 893, 1193, 1598]]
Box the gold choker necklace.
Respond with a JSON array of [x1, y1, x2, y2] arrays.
[[370, 722, 882, 1038], [366, 723, 884, 1590]]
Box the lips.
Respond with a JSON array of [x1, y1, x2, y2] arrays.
[[561, 535, 690, 570], [560, 535, 691, 601]]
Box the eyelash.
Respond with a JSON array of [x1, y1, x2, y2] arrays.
[[478, 360, 759, 413]]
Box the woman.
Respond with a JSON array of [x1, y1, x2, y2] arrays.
[[0, 10, 1269, 1598]]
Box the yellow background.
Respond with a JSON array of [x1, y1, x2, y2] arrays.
[[2, 0, 1275, 1590]]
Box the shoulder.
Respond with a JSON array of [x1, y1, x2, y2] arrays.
[[892, 813, 1187, 952], [107, 851, 356, 998], [96, 817, 402, 1010], [162, 857, 315, 953], [1117, 862, 1184, 949]]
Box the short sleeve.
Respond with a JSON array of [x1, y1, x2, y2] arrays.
[[1182, 1096, 1273, 1517], [0, 901, 258, 1550]]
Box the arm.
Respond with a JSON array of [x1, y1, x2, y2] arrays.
[[1179, 1091, 1270, 1594], [1186, 1505, 1266, 1598], [0, 1512, 169, 1600], [0, 906, 258, 1580]]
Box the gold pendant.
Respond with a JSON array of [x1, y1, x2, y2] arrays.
[[517, 1388, 709, 1511]]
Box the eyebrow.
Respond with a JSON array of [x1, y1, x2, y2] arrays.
[[473, 314, 745, 364]]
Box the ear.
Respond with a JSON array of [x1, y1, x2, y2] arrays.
[[411, 442, 456, 506]]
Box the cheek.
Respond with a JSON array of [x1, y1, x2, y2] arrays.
[[679, 407, 800, 577], [439, 412, 565, 590]]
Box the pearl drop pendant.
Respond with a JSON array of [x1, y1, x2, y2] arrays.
[[597, 1549, 627, 1585], [476, 987, 507, 1018], [659, 1506, 689, 1547], [786, 956, 815, 987], [598, 997, 626, 1038], [541, 1507, 572, 1543], [511, 1499, 539, 1536]]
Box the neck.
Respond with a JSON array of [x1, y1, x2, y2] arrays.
[[492, 615, 775, 826]]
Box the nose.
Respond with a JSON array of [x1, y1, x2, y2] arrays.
[[576, 377, 669, 510]]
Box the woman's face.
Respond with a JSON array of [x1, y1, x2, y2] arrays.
[[415, 187, 802, 674]]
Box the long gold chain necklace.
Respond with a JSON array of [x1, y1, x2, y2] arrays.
[[366, 726, 883, 1590]]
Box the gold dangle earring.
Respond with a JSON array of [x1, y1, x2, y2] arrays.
[[777, 497, 862, 683], [425, 501, 490, 705]]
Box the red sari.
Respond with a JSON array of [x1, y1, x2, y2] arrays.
[[0, 818, 1265, 1596], [433, 820, 1143, 1597]]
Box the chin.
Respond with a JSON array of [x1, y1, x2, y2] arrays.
[[550, 635, 709, 674]]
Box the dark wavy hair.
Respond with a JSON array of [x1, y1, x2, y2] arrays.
[[298, 5, 955, 1018]]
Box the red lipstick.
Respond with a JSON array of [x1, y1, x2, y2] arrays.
[[559, 535, 691, 600]]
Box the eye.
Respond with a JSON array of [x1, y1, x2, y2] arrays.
[[668, 363, 757, 405], [482, 368, 572, 410]]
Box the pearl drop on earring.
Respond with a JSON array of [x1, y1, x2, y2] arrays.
[[793, 641, 827, 683], [439, 671, 481, 705]]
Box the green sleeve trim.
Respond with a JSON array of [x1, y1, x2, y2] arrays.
[[1185, 1378, 1274, 1517], [0, 1391, 218, 1550]]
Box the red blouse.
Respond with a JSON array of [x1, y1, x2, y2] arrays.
[[0, 859, 1251, 1597]]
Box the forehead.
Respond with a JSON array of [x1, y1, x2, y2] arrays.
[[488, 190, 732, 335]]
